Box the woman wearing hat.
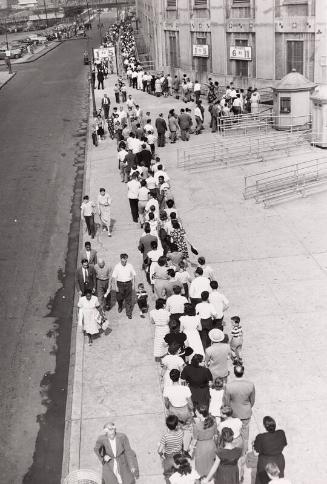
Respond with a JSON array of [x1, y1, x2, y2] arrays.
[[205, 329, 230, 383]]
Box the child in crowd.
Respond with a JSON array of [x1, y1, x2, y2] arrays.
[[176, 261, 192, 299], [158, 415, 184, 482], [136, 283, 148, 318], [230, 316, 243, 364], [209, 377, 224, 424]]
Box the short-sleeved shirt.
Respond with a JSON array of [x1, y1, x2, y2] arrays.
[[112, 262, 136, 282], [163, 384, 192, 408], [160, 429, 183, 455]]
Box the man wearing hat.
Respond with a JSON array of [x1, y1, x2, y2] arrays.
[[205, 328, 230, 383]]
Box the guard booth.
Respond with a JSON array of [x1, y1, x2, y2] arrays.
[[272, 69, 316, 130], [311, 84, 327, 148]]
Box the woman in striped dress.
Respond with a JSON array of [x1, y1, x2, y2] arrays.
[[150, 298, 170, 362]]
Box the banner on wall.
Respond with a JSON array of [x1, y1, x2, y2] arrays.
[[230, 46, 252, 61], [192, 44, 209, 57]]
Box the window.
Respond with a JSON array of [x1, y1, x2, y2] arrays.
[[280, 97, 291, 114], [194, 0, 207, 7], [234, 38, 248, 77], [165, 31, 180, 68], [233, 0, 250, 3], [167, 0, 177, 8], [287, 40, 303, 74]]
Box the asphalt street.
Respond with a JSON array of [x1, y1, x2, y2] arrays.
[[0, 36, 90, 483]]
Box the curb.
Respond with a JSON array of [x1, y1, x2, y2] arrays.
[[13, 40, 63, 65], [0, 71, 16, 90], [61, 89, 92, 482]]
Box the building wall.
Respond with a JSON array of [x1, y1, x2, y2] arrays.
[[136, 0, 327, 88]]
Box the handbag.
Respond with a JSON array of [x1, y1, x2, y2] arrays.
[[245, 449, 258, 469], [190, 245, 199, 255]]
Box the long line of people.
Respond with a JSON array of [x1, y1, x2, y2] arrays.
[[84, 18, 292, 484]]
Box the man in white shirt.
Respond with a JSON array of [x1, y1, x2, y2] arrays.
[[232, 94, 242, 116], [118, 146, 128, 182], [189, 267, 211, 307], [196, 291, 218, 349], [127, 173, 141, 222], [111, 253, 136, 319], [166, 286, 188, 318], [208, 280, 229, 329], [118, 105, 127, 125], [126, 94, 136, 109], [154, 165, 170, 185], [144, 119, 154, 135], [194, 104, 203, 134], [194, 80, 201, 103], [145, 194, 159, 217], [81, 195, 96, 238]]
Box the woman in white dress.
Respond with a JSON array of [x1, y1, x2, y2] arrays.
[[97, 188, 112, 236], [78, 289, 103, 345], [150, 298, 170, 362], [180, 303, 204, 358]]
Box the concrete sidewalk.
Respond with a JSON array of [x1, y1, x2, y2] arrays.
[[64, 74, 327, 484], [0, 71, 16, 89]]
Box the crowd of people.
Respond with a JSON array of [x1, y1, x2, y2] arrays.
[[77, 18, 292, 484]]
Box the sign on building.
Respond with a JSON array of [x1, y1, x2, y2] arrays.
[[193, 44, 209, 57], [230, 46, 252, 61]]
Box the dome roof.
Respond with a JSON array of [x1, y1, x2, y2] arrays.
[[274, 69, 316, 91], [311, 84, 327, 102]]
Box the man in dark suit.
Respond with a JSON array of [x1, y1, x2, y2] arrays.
[[137, 144, 152, 169], [76, 259, 97, 295], [81, 241, 97, 265], [223, 364, 255, 453], [155, 113, 167, 147], [138, 223, 157, 269], [94, 422, 139, 484], [101, 93, 110, 119]]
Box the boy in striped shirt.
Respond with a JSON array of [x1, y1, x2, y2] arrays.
[[158, 415, 184, 480], [230, 316, 243, 364]]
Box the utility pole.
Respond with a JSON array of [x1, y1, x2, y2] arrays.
[[97, 9, 103, 45], [5, 17, 9, 50], [86, 25, 97, 117], [43, 0, 49, 28]]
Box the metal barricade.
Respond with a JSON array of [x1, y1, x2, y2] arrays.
[[243, 156, 327, 207]]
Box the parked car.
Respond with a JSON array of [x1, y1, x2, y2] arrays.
[[28, 34, 47, 44], [0, 44, 23, 59]]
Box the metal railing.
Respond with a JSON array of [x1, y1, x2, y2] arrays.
[[220, 112, 311, 136], [243, 156, 327, 207], [177, 130, 313, 171]]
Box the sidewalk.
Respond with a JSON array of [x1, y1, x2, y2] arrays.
[[0, 70, 16, 89], [64, 76, 327, 484]]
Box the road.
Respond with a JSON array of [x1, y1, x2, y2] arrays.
[[0, 37, 90, 483]]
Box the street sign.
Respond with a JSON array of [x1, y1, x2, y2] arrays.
[[230, 46, 252, 60], [192, 44, 209, 57]]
